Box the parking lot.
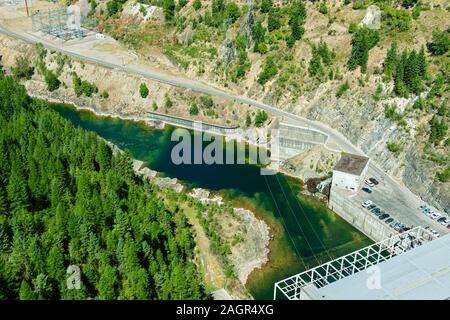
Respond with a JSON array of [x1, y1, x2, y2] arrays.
[[351, 164, 450, 236]]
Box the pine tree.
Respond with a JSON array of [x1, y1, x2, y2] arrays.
[[417, 46, 427, 78], [7, 166, 29, 211], [19, 280, 35, 300], [309, 46, 323, 77], [384, 42, 398, 82]]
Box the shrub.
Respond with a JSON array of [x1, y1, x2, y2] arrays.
[[200, 96, 214, 108], [255, 110, 268, 127], [428, 29, 450, 56], [44, 70, 60, 91], [347, 27, 379, 72], [189, 102, 199, 115], [193, 0, 201, 10], [387, 141, 401, 153], [12, 56, 34, 80], [164, 93, 173, 109], [140, 83, 149, 98], [101, 90, 109, 99], [258, 56, 278, 85], [336, 81, 349, 98]]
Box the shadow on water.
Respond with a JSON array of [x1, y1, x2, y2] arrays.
[[51, 104, 372, 300]]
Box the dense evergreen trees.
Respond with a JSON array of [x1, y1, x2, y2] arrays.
[[428, 29, 450, 56], [0, 74, 205, 300], [309, 40, 335, 78], [383, 42, 427, 96], [347, 27, 379, 73]]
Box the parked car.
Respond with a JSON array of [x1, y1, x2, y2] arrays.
[[371, 207, 381, 215], [439, 218, 450, 226], [437, 217, 447, 223], [431, 230, 441, 238], [389, 220, 399, 228], [362, 200, 373, 208], [447, 224, 450, 230], [385, 217, 394, 224], [368, 204, 376, 210], [362, 187, 373, 194], [423, 210, 432, 217], [430, 212, 442, 220], [369, 178, 379, 185], [379, 214, 390, 220], [364, 179, 375, 187]]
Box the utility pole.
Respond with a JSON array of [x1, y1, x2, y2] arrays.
[[24, 0, 30, 17]]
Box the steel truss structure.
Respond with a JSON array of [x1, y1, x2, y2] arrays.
[[31, 8, 95, 40], [274, 227, 438, 300]]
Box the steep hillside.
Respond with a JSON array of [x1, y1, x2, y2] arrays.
[[89, 0, 449, 210]]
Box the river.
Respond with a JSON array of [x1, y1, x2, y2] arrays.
[[51, 103, 372, 300]]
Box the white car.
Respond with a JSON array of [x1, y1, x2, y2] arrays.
[[364, 179, 375, 187], [362, 200, 374, 208], [430, 212, 441, 220], [431, 230, 441, 238]]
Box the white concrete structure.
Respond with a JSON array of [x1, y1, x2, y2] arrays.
[[332, 153, 369, 193], [274, 227, 445, 300]]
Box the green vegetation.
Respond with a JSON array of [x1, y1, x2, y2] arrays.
[[44, 70, 60, 92], [189, 102, 199, 115], [347, 27, 379, 73], [11, 56, 34, 80], [101, 90, 110, 99], [193, 0, 201, 11], [381, 5, 411, 33], [428, 29, 450, 56], [139, 83, 149, 99], [164, 93, 173, 110], [245, 111, 252, 127], [384, 104, 407, 127], [383, 42, 427, 97], [72, 73, 98, 97], [199, 96, 214, 109], [163, 0, 176, 22], [429, 115, 448, 145], [286, 0, 306, 48], [251, 20, 267, 54], [387, 141, 402, 154], [0, 74, 205, 299], [258, 56, 278, 85], [436, 166, 450, 183], [255, 110, 268, 127], [336, 81, 349, 98], [309, 40, 335, 78]]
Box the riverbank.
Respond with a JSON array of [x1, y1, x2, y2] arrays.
[[50, 102, 372, 300], [94, 123, 271, 299]]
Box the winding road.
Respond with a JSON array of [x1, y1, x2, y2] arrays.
[[1, 17, 448, 232], [0, 21, 360, 155]]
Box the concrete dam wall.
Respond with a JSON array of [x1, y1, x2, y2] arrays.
[[329, 188, 395, 242]]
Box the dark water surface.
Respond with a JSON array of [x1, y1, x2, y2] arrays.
[[52, 104, 372, 299]]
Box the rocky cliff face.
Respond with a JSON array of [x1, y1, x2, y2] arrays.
[[261, 79, 450, 212]]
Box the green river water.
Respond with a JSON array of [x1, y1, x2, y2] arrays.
[[51, 104, 372, 300]]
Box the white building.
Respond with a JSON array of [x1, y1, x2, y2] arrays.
[[332, 153, 369, 192]]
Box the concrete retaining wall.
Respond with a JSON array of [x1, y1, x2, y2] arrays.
[[329, 188, 396, 242], [145, 111, 239, 135]]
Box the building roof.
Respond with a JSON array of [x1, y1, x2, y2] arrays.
[[333, 153, 369, 176], [303, 234, 450, 300]]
